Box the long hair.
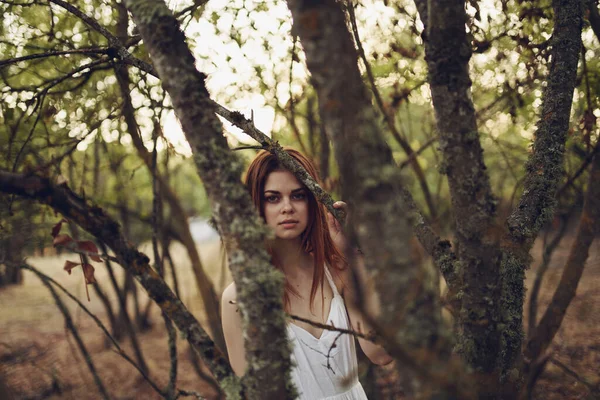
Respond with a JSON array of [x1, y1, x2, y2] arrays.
[[244, 148, 345, 310]]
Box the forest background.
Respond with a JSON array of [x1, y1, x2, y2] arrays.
[[0, 0, 599, 399]]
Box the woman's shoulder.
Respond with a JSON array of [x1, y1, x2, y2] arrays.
[[328, 261, 350, 297], [222, 281, 237, 303]]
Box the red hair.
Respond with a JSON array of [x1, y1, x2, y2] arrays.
[[244, 148, 345, 310]]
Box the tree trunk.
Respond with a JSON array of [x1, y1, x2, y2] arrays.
[[287, 0, 452, 396], [123, 1, 296, 397], [112, 0, 225, 353]]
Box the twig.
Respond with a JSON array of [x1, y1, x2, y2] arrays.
[[213, 102, 347, 223], [152, 123, 178, 399], [549, 358, 596, 391], [61, 245, 120, 264], [33, 267, 111, 400], [20, 264, 165, 398], [398, 136, 437, 170], [556, 140, 600, 199], [346, 0, 436, 221], [176, 389, 206, 399], [47, 0, 157, 76], [0, 48, 109, 68], [527, 209, 572, 338], [287, 35, 309, 156], [173, 0, 209, 20], [288, 314, 376, 343]]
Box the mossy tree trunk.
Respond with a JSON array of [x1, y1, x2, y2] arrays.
[[415, 0, 584, 397], [286, 0, 456, 396], [112, 2, 224, 350], [123, 0, 295, 398]]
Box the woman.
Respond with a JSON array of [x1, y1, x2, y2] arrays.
[[221, 148, 392, 399]]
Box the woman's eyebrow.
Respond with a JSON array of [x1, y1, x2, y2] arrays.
[[263, 188, 304, 194]]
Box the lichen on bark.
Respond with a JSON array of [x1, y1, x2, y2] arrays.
[[123, 0, 296, 397], [287, 0, 449, 395]]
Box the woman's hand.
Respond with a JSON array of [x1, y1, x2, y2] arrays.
[[327, 201, 348, 250]]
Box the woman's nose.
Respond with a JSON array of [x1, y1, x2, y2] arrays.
[[281, 198, 293, 213]]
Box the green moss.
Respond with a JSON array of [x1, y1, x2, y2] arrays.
[[498, 251, 525, 381], [125, 0, 172, 25], [220, 375, 243, 400]]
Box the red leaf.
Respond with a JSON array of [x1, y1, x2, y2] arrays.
[[51, 219, 67, 238], [77, 241, 102, 262], [63, 260, 80, 275], [53, 234, 74, 247], [81, 263, 97, 284]]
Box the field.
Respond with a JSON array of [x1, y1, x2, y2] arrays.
[[0, 235, 598, 399]]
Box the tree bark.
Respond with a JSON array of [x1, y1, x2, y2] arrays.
[[525, 150, 600, 362], [113, 50, 225, 353], [499, 0, 583, 389], [286, 0, 450, 395], [415, 1, 503, 386], [0, 171, 241, 397], [416, 0, 584, 394], [123, 1, 295, 398]]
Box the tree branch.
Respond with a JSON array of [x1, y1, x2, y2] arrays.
[[415, 0, 503, 378], [0, 48, 109, 68], [35, 267, 111, 399], [525, 150, 600, 362], [21, 264, 166, 398], [122, 0, 294, 397], [587, 0, 600, 40], [347, 0, 437, 222], [286, 5, 448, 398], [506, 0, 584, 245], [0, 170, 237, 392]]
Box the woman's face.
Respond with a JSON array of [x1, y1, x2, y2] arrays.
[[263, 170, 309, 241]]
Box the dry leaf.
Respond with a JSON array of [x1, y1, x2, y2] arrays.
[[81, 263, 97, 284], [63, 260, 80, 274], [53, 234, 73, 247], [78, 241, 102, 262], [51, 219, 67, 238]]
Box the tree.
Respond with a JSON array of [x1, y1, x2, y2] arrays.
[[1, 0, 599, 398]]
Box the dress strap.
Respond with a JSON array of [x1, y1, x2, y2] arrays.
[[324, 266, 340, 298]]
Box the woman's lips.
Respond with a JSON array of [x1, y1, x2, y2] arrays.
[[280, 221, 298, 229]]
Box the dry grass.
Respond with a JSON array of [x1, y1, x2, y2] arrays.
[[0, 235, 598, 399], [526, 235, 600, 400], [0, 240, 228, 400]]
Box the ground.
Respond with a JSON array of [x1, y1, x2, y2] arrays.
[[0, 234, 598, 399]]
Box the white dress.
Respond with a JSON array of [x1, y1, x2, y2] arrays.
[[287, 267, 368, 400]]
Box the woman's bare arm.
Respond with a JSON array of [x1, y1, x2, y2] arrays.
[[339, 260, 393, 366], [221, 282, 247, 376], [328, 201, 392, 366]]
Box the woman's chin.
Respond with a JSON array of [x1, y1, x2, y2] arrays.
[[274, 229, 304, 241]]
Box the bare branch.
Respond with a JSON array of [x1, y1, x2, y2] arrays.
[[122, 0, 294, 397], [506, 0, 584, 244], [20, 264, 166, 398], [33, 266, 111, 399], [0, 48, 109, 68], [525, 150, 600, 362], [347, 0, 437, 221], [0, 170, 236, 389], [213, 102, 347, 224]]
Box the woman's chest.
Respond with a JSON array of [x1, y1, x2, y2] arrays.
[[287, 284, 336, 339]]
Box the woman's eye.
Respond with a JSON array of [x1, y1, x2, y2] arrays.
[[265, 195, 279, 203], [292, 192, 306, 200]]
